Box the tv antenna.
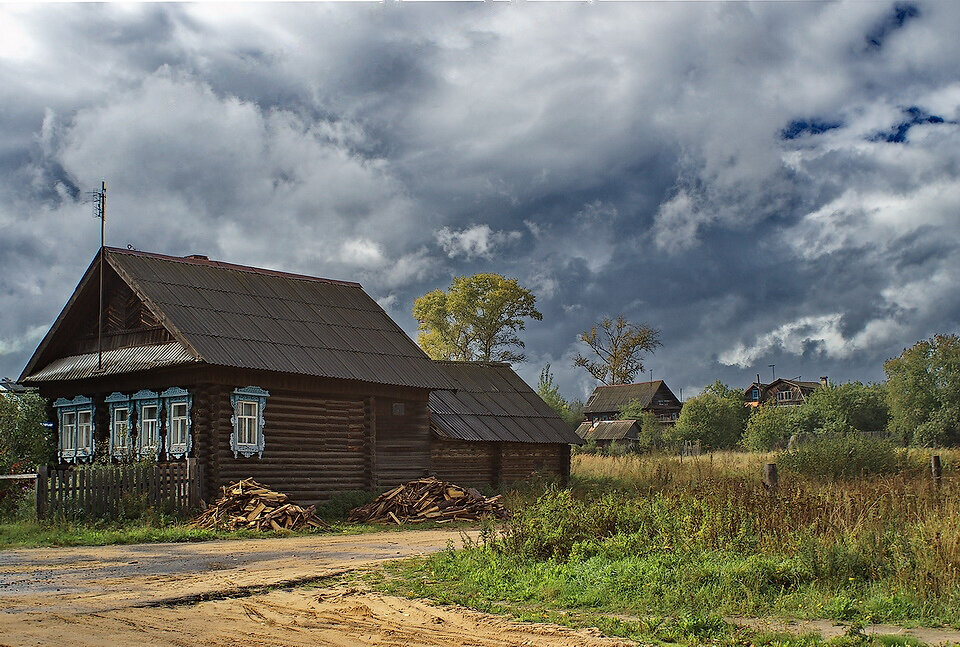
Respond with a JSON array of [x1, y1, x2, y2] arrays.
[[84, 181, 107, 371]]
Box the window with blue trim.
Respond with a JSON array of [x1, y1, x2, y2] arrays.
[[230, 386, 268, 458], [54, 396, 95, 463], [132, 390, 162, 459], [105, 392, 133, 460], [750, 388, 760, 401], [161, 387, 192, 459]]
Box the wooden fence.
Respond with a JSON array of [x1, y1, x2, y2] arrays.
[[35, 459, 203, 520]]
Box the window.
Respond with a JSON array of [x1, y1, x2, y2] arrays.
[[750, 388, 760, 401], [776, 390, 794, 402], [392, 402, 406, 416], [106, 392, 133, 460], [231, 386, 268, 458], [161, 387, 192, 459], [53, 396, 95, 462], [132, 390, 162, 459], [60, 411, 77, 457]]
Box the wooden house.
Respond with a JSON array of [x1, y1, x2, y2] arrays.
[[18, 247, 544, 504], [428, 361, 581, 486], [574, 419, 641, 448], [744, 376, 827, 407], [582, 380, 682, 424]]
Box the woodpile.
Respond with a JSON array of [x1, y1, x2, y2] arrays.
[[348, 476, 508, 524], [192, 478, 330, 531]]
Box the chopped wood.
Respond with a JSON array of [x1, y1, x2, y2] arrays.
[[348, 476, 509, 524], [191, 478, 331, 532]]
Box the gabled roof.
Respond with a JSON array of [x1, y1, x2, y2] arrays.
[[429, 361, 582, 445], [22, 248, 455, 391], [582, 380, 679, 414], [575, 420, 640, 441]]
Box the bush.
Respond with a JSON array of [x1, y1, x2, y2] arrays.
[[742, 405, 798, 451], [777, 435, 902, 479], [669, 391, 746, 450]]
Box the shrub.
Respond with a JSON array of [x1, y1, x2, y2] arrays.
[[669, 392, 745, 450], [777, 435, 902, 479], [742, 405, 798, 451]]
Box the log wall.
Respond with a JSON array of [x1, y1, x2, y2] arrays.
[[430, 438, 571, 487]]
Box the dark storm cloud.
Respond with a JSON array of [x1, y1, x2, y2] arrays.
[[1, 1, 959, 402]]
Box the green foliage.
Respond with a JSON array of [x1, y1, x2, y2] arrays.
[[777, 436, 902, 479], [801, 383, 889, 436], [1, 392, 53, 516], [670, 383, 746, 449], [412, 273, 542, 363], [885, 335, 960, 446], [574, 314, 661, 385], [743, 406, 800, 451], [618, 402, 664, 452]]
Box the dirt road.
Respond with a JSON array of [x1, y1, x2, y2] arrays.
[[0, 530, 633, 647]]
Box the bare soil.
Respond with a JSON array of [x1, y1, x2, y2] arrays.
[[0, 529, 632, 647], [729, 616, 960, 646]]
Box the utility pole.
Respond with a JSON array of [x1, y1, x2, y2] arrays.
[[768, 364, 776, 381]]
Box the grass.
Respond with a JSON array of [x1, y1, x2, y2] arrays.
[[367, 447, 960, 646]]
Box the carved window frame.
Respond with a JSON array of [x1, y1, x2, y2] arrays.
[[105, 392, 133, 460], [53, 396, 95, 463], [132, 390, 163, 459], [230, 386, 268, 458], [161, 387, 192, 459]]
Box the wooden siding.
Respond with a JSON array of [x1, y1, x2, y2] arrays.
[[430, 438, 570, 487], [374, 396, 431, 488]]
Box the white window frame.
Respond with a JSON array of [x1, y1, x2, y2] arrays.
[[231, 386, 268, 458], [54, 396, 95, 463], [105, 392, 133, 460], [161, 387, 192, 459], [776, 389, 794, 402], [132, 390, 162, 459]]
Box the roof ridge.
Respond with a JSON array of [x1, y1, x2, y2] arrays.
[[596, 380, 662, 387], [106, 247, 361, 288]]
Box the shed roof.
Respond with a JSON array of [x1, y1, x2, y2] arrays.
[[575, 420, 640, 441], [429, 361, 582, 445], [583, 380, 677, 414], [22, 248, 455, 391]]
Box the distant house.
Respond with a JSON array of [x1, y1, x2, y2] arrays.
[[574, 419, 641, 448], [582, 380, 682, 424], [19, 247, 576, 503], [0, 378, 30, 396], [744, 376, 828, 407]]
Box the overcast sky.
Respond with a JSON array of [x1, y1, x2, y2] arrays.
[[2, 1, 959, 401]]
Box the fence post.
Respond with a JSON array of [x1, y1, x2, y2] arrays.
[[35, 465, 49, 520], [186, 458, 199, 511], [763, 463, 778, 495], [931, 454, 943, 488]]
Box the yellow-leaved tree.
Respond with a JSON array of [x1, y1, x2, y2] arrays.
[[412, 273, 542, 363]]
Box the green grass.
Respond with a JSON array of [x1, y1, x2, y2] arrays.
[[365, 451, 960, 646]]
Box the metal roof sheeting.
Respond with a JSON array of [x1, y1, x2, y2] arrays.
[[575, 420, 641, 441], [429, 362, 582, 445], [103, 249, 455, 391], [25, 342, 196, 382]]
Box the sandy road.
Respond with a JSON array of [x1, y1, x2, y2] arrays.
[[0, 530, 634, 647]]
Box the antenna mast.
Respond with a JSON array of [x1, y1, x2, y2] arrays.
[[92, 181, 107, 372]]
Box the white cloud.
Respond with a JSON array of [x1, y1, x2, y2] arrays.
[[434, 224, 522, 259], [339, 238, 385, 267], [0, 325, 47, 358]]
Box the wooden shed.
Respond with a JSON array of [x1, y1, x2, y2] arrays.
[[19, 247, 458, 504], [428, 361, 582, 487], [575, 419, 641, 448]]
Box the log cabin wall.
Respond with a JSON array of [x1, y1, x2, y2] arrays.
[[430, 438, 570, 488], [372, 396, 431, 488], [430, 438, 496, 486]]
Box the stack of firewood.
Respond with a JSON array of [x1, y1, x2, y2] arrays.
[[192, 478, 330, 531], [348, 476, 509, 524]]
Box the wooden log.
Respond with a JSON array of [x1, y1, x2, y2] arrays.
[[932, 454, 943, 487], [763, 463, 778, 494]]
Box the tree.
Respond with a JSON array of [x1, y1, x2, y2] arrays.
[[742, 405, 799, 451], [1, 392, 52, 514], [885, 335, 960, 446], [537, 364, 570, 419], [668, 381, 745, 450], [618, 401, 665, 452], [574, 315, 661, 385], [413, 274, 542, 363]]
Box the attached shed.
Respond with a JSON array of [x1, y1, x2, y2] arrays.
[[20, 247, 457, 504], [429, 361, 582, 487], [575, 419, 641, 448]]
